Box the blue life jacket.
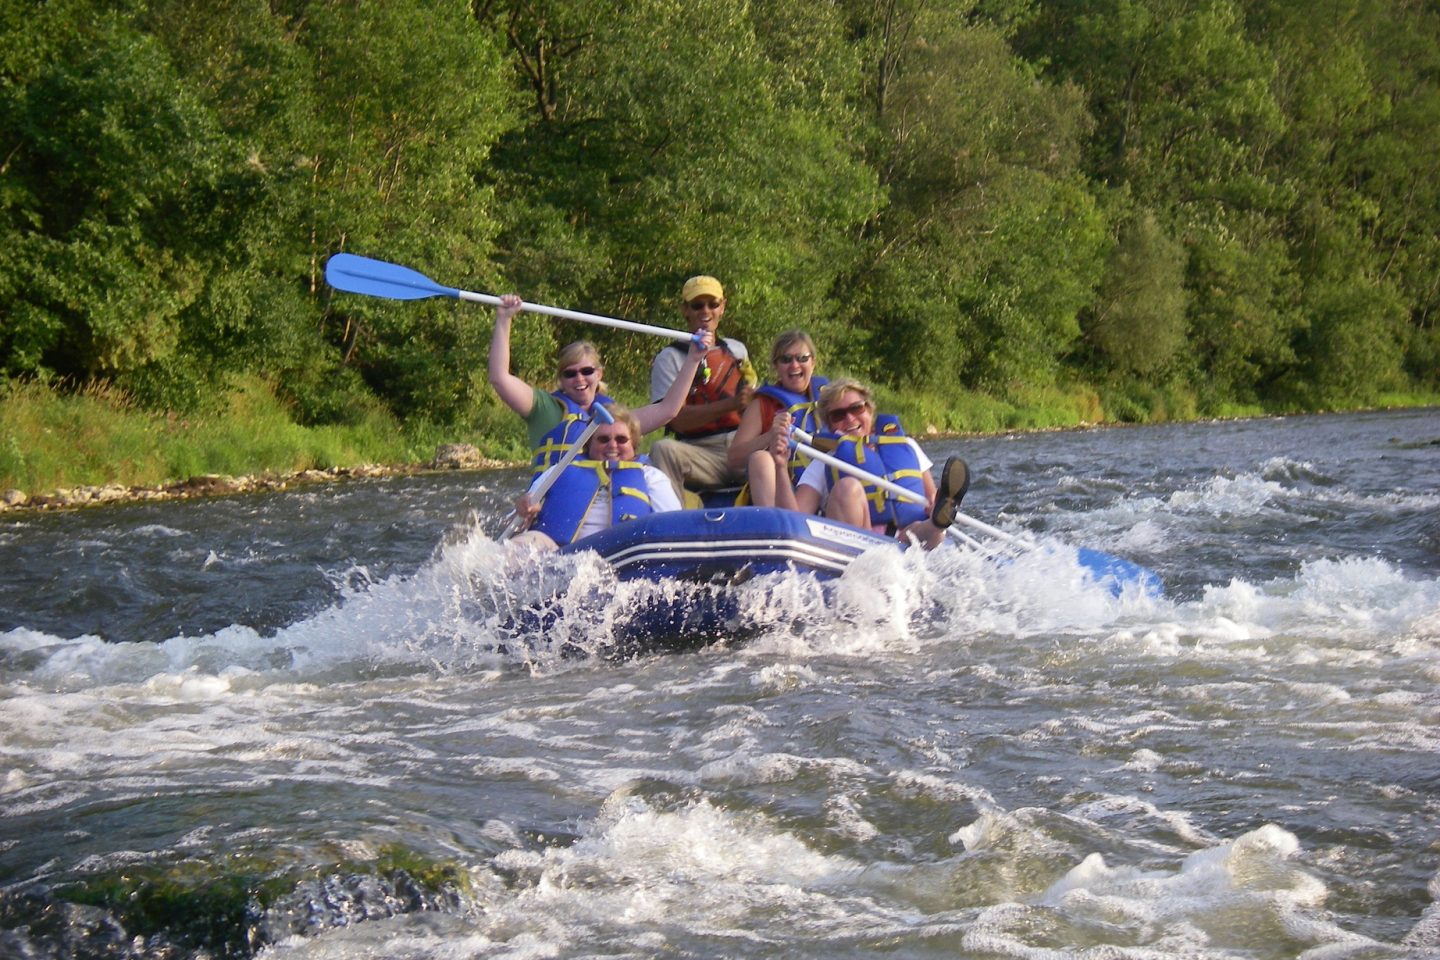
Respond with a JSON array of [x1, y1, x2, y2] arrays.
[[530, 459, 654, 545], [531, 391, 616, 477], [826, 414, 927, 530], [756, 376, 829, 484]]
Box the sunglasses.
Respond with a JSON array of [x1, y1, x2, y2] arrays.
[[826, 400, 870, 425], [592, 434, 630, 445], [686, 299, 721, 311], [560, 366, 597, 379], [775, 353, 813, 365]]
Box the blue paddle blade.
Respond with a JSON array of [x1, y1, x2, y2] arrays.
[[325, 253, 459, 301], [1077, 547, 1164, 598]]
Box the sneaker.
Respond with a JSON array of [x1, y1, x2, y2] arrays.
[[930, 457, 971, 529]]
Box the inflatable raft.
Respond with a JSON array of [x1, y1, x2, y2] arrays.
[[493, 507, 889, 660], [504, 506, 1160, 661], [558, 506, 892, 583]]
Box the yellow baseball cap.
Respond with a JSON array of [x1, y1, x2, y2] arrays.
[[681, 275, 724, 302]]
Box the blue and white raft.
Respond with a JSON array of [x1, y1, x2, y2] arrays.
[[564, 506, 1160, 595], [501, 506, 890, 659], [558, 506, 891, 583], [499, 505, 1162, 660]]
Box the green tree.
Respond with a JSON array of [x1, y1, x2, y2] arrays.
[[841, 3, 1104, 394], [291, 0, 518, 425], [0, 4, 235, 396], [1083, 207, 1189, 376], [1292, 270, 1406, 405], [478, 0, 880, 388], [1017, 0, 1311, 402], [124, 0, 332, 413], [1254, 0, 1440, 395], [1181, 213, 1303, 404]]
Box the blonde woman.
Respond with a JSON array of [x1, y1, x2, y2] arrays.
[[488, 293, 710, 474], [726, 330, 827, 506], [770, 378, 969, 549]]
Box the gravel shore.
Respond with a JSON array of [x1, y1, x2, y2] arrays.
[[0, 443, 520, 515]]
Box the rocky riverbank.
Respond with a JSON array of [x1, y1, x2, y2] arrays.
[[0, 443, 519, 515]]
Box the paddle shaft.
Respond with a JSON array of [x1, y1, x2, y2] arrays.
[[468, 292, 691, 342], [326, 253, 692, 343], [790, 427, 1162, 594]]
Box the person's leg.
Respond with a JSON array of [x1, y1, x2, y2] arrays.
[[647, 439, 689, 500], [895, 458, 971, 551], [901, 519, 946, 550], [824, 477, 870, 528], [686, 433, 743, 488], [506, 530, 559, 552], [684, 443, 727, 489], [745, 448, 777, 506], [649, 434, 741, 499]]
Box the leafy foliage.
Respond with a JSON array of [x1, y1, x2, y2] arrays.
[[1, 0, 1436, 469], [1085, 208, 1189, 376]]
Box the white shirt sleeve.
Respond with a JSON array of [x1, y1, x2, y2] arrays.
[[643, 465, 683, 513], [911, 440, 933, 473], [650, 346, 686, 403], [797, 458, 829, 495]]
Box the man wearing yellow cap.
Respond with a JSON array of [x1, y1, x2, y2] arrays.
[[648, 274, 757, 503]]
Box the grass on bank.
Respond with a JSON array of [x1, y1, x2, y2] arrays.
[[0, 376, 418, 494], [4, 375, 1438, 497]]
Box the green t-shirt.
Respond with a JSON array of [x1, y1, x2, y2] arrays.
[[524, 387, 566, 450]]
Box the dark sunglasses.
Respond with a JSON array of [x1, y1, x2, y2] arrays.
[[592, 433, 630, 445], [686, 299, 721, 311], [560, 365, 597, 379], [775, 352, 813, 365], [826, 400, 870, 425]]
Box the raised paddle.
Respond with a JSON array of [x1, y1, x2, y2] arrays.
[[498, 404, 616, 542], [789, 427, 1162, 596], [326, 253, 695, 344]]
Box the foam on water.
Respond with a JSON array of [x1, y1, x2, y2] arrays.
[[5, 413, 1439, 959], [386, 779, 1408, 960], [1168, 559, 1440, 684], [7, 500, 1435, 700], [1039, 457, 1440, 590]]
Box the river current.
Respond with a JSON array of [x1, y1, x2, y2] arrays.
[[1, 409, 1438, 959]]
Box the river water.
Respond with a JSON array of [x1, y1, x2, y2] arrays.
[[1, 409, 1438, 959]]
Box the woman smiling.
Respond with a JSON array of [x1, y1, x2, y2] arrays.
[[487, 293, 710, 476], [505, 404, 683, 552], [725, 330, 828, 507], [769, 377, 969, 550]]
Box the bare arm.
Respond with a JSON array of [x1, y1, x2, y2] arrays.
[[634, 330, 712, 435], [729, 403, 793, 473], [487, 294, 535, 417], [726, 399, 767, 472], [769, 421, 823, 514]]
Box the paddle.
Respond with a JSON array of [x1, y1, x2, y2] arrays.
[[498, 404, 615, 542], [325, 253, 695, 344], [790, 427, 1162, 596]]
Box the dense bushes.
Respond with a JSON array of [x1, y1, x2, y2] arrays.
[[2, 0, 1436, 477]]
